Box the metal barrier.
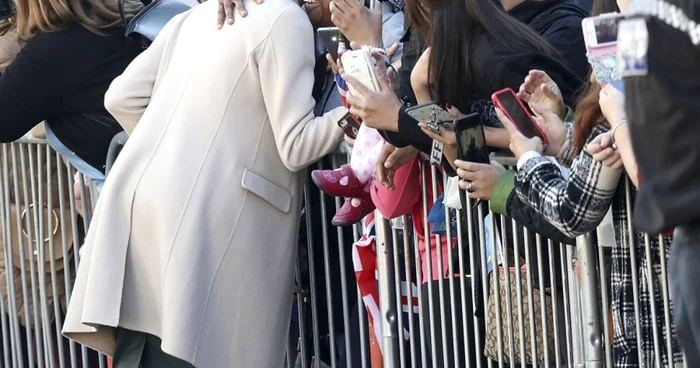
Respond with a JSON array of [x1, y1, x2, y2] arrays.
[[0, 138, 685, 368], [372, 159, 685, 368]]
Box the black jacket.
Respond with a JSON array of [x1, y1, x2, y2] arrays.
[[509, 0, 590, 100], [0, 24, 141, 172]]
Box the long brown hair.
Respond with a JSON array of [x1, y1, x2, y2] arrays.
[[404, 0, 430, 43], [572, 76, 604, 152], [15, 0, 141, 40], [571, 0, 621, 152]]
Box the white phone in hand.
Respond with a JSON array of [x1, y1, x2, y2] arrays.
[[340, 49, 380, 96]]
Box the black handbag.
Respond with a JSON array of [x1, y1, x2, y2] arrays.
[[118, 0, 191, 48]]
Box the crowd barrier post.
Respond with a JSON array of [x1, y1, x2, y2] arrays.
[[576, 233, 604, 367], [375, 213, 401, 368]]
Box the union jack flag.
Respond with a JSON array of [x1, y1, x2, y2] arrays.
[[352, 213, 421, 355]]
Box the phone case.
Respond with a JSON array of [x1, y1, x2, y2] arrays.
[[454, 113, 490, 164], [340, 50, 379, 95], [491, 88, 548, 144], [588, 49, 620, 84], [337, 113, 362, 139], [582, 13, 623, 50], [405, 103, 452, 123], [317, 27, 341, 60]]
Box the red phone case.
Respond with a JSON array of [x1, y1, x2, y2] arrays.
[[491, 88, 548, 144]]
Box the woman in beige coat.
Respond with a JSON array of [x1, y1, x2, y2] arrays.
[[62, 0, 348, 366]]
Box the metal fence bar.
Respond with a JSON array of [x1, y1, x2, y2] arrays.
[[375, 214, 400, 367], [577, 233, 603, 367], [657, 234, 674, 366], [0, 140, 687, 368]]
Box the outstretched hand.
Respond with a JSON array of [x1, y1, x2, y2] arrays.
[[217, 0, 264, 28]]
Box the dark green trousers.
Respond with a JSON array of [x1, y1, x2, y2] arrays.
[[113, 328, 195, 368]]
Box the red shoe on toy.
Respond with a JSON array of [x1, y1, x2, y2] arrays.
[[331, 193, 375, 227], [311, 165, 366, 198]]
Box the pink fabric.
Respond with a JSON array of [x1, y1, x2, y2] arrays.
[[350, 125, 384, 183], [371, 158, 457, 284]]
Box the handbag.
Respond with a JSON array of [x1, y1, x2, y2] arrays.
[[0, 142, 78, 328], [484, 263, 557, 364], [119, 0, 191, 48]]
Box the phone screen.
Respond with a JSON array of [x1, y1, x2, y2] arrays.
[[497, 92, 543, 140], [0, 0, 13, 19], [455, 114, 489, 164], [593, 16, 622, 45]]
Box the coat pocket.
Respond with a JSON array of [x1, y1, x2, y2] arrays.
[[241, 168, 292, 213]]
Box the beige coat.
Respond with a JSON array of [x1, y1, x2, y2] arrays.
[[62, 1, 345, 366]]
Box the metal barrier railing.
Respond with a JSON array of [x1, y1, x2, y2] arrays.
[[0, 137, 685, 368], [372, 158, 685, 368]]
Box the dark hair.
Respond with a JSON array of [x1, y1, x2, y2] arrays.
[[425, 0, 562, 111], [592, 0, 620, 16], [404, 0, 430, 42]]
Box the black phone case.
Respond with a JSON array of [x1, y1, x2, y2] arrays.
[[454, 113, 490, 164], [337, 113, 362, 139]]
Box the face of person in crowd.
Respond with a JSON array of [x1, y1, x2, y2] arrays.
[[303, 0, 334, 28]]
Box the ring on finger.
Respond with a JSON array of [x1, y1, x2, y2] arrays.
[[465, 181, 473, 191]]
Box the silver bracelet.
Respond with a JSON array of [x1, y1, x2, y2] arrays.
[[610, 119, 629, 149]]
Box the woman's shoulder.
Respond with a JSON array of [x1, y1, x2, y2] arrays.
[[25, 24, 137, 62]]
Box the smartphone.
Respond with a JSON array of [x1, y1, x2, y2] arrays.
[[491, 88, 548, 144], [337, 112, 362, 139], [582, 13, 625, 49], [454, 113, 490, 165], [317, 27, 342, 61], [340, 49, 380, 95], [0, 0, 14, 20], [454, 113, 488, 208], [405, 102, 452, 124]]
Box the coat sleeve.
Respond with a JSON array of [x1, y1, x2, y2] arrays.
[[258, 7, 344, 172], [104, 18, 179, 134], [514, 126, 622, 238]]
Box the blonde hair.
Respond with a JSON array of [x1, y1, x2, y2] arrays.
[[15, 0, 142, 40]]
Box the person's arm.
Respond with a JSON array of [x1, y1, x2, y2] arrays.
[[505, 191, 576, 245], [489, 170, 515, 215], [514, 126, 622, 238], [610, 122, 639, 188], [258, 7, 344, 172], [0, 33, 67, 142], [104, 19, 180, 134]]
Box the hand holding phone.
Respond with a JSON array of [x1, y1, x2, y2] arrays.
[[405, 102, 452, 134], [340, 49, 380, 96], [582, 13, 624, 84], [491, 88, 548, 144], [454, 113, 489, 208]]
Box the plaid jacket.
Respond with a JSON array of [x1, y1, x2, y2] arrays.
[[514, 125, 683, 367]]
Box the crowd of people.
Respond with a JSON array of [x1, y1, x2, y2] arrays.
[[0, 0, 699, 364]]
